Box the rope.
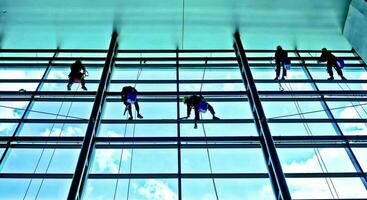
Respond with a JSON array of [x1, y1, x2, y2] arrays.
[[22, 94, 68, 199], [34, 86, 79, 199], [126, 112, 137, 200], [199, 58, 208, 93], [181, 0, 185, 49], [201, 122, 219, 200], [199, 57, 219, 200], [0, 104, 86, 120], [117, 57, 142, 199], [2, 96, 367, 124], [113, 119, 129, 200], [337, 82, 367, 128], [283, 83, 339, 199], [269, 103, 367, 120]]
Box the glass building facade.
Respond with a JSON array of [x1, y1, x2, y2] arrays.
[[0, 33, 367, 199]]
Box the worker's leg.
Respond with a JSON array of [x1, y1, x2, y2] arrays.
[[194, 107, 200, 129], [275, 62, 281, 79], [282, 63, 287, 78], [208, 104, 220, 120], [81, 78, 87, 90], [327, 61, 334, 80], [124, 100, 133, 120], [134, 101, 143, 119], [67, 78, 73, 90], [334, 62, 344, 76]]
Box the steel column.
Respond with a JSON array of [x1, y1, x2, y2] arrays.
[[176, 48, 183, 200], [67, 32, 118, 200], [233, 31, 291, 200]]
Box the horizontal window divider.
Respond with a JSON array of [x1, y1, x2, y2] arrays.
[[0, 56, 362, 62], [1, 118, 367, 124], [0, 63, 364, 68], [0, 49, 355, 54], [2, 90, 367, 97], [1, 172, 365, 179], [1, 135, 367, 149], [3, 96, 367, 102], [2, 79, 367, 84]]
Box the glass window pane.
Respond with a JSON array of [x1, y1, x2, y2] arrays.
[[287, 178, 367, 199], [0, 67, 46, 79], [339, 123, 367, 135], [180, 67, 241, 80], [352, 148, 367, 171], [278, 148, 357, 173], [182, 148, 266, 173], [269, 123, 337, 136], [98, 124, 177, 137], [91, 149, 177, 173], [179, 101, 252, 119], [181, 123, 257, 137], [103, 102, 176, 119], [112, 67, 176, 80], [0, 123, 18, 136], [83, 179, 178, 200], [26, 101, 92, 119], [263, 101, 327, 119], [182, 179, 274, 200], [1, 148, 80, 173], [18, 123, 87, 136], [0, 179, 71, 200]]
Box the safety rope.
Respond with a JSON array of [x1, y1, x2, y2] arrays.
[[283, 83, 339, 199], [113, 119, 129, 200], [0, 104, 86, 120], [115, 57, 143, 199], [337, 82, 367, 128], [199, 56, 219, 200], [34, 86, 79, 199], [22, 95, 68, 199], [2, 96, 367, 125], [126, 112, 137, 200]]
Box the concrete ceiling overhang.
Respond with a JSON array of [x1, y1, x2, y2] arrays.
[[0, 0, 352, 49]]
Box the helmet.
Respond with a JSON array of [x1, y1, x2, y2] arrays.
[[322, 48, 327, 53], [277, 45, 282, 51]]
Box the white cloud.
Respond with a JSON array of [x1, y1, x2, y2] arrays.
[[0, 101, 28, 134], [40, 126, 82, 137], [283, 148, 367, 198], [94, 149, 130, 173], [93, 131, 130, 173], [338, 103, 367, 135], [138, 179, 177, 200]]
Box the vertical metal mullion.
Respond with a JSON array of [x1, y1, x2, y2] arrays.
[[67, 32, 118, 200], [233, 31, 291, 200], [176, 48, 182, 200], [0, 49, 58, 165], [296, 50, 367, 189]]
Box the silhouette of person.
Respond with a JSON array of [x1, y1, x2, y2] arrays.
[[274, 45, 288, 80], [67, 59, 88, 90], [121, 86, 143, 120], [318, 48, 347, 80], [182, 95, 219, 129]]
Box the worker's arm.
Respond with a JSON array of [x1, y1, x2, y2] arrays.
[[180, 105, 191, 120]]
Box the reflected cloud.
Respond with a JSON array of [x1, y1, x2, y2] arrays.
[[284, 148, 367, 198], [138, 179, 177, 200]]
